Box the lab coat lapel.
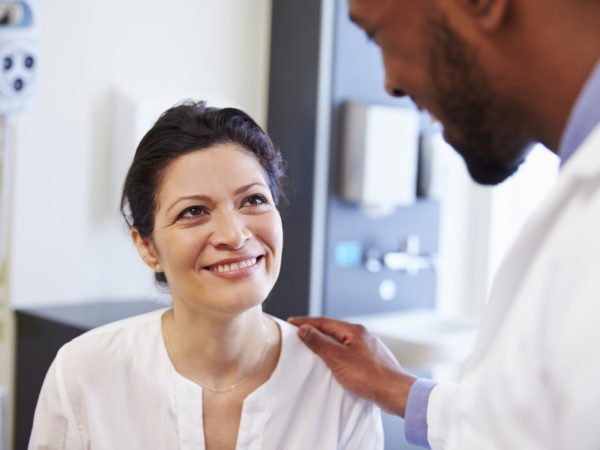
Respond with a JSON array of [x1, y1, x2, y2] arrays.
[[465, 122, 600, 368]]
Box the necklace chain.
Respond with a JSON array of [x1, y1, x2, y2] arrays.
[[163, 312, 271, 394]]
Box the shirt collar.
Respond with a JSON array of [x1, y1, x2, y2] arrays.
[[558, 58, 600, 164]]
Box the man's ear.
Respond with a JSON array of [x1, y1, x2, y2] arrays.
[[131, 228, 162, 273], [459, 0, 510, 32]]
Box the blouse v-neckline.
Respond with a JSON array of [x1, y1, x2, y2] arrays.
[[156, 310, 287, 449]]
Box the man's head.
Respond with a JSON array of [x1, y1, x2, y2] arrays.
[[426, 11, 531, 184], [348, 0, 600, 184]]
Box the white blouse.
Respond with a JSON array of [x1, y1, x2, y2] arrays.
[[29, 309, 383, 450]]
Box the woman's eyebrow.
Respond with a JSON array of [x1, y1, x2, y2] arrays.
[[165, 183, 268, 214], [166, 195, 211, 215], [235, 182, 267, 196]]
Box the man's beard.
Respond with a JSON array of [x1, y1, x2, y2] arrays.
[[427, 14, 533, 185]]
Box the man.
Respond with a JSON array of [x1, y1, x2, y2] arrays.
[[289, 0, 600, 448]]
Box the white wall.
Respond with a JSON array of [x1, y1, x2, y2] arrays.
[[425, 133, 494, 318], [1, 2, 272, 444], [10, 0, 273, 307]]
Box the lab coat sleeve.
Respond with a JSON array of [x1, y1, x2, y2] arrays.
[[426, 382, 458, 450], [28, 349, 85, 450], [338, 393, 384, 450]]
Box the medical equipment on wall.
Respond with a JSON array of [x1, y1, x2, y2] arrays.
[[0, 4, 37, 448], [0, 0, 38, 278]]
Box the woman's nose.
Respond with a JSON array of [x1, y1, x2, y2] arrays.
[[209, 211, 251, 249]]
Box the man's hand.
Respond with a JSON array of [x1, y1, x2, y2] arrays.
[[288, 316, 416, 417]]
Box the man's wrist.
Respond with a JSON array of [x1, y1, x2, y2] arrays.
[[376, 369, 417, 417]]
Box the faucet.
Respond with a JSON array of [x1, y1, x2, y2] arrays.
[[365, 234, 435, 276]]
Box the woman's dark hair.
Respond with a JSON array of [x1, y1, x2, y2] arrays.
[[120, 100, 287, 285]]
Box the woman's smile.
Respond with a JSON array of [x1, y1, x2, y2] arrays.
[[205, 255, 264, 278]]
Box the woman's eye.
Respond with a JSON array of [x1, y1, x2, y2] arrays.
[[242, 194, 268, 207], [178, 206, 206, 220]]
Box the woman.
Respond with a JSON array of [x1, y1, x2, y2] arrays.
[[29, 101, 383, 449]]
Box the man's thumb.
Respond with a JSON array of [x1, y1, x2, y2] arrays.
[[297, 324, 329, 354]]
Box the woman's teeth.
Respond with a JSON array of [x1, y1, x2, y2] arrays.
[[210, 257, 258, 273]]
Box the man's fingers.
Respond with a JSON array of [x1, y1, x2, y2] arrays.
[[288, 315, 342, 330], [288, 316, 358, 343], [297, 324, 343, 357]]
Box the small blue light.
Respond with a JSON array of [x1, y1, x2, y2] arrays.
[[334, 241, 362, 267]]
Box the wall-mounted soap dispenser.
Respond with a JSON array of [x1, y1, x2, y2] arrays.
[[339, 102, 420, 215]]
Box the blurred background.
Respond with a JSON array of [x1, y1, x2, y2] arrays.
[[0, 0, 559, 448]]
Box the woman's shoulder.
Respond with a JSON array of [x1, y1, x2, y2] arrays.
[[57, 307, 166, 368], [271, 316, 319, 361], [269, 315, 343, 386], [269, 316, 376, 404], [266, 316, 383, 447]]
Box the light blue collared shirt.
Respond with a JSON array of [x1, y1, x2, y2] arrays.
[[404, 379, 437, 447], [403, 57, 600, 449], [559, 58, 600, 163]]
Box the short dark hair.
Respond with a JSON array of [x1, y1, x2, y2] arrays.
[[120, 100, 287, 285]]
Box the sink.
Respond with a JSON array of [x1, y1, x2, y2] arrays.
[[344, 309, 478, 370]]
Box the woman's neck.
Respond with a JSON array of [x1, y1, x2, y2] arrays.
[[163, 304, 270, 391]]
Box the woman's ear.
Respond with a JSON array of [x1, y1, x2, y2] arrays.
[[131, 228, 162, 273], [460, 0, 510, 32]]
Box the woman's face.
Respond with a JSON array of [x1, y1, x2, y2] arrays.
[[133, 143, 283, 316]]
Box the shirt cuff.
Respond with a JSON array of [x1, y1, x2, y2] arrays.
[[404, 378, 437, 448]]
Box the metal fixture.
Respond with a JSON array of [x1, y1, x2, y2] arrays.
[[383, 234, 435, 276]]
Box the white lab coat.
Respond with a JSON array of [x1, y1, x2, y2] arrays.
[[427, 123, 600, 449], [29, 310, 383, 450]]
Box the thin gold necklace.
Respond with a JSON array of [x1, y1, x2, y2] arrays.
[[163, 312, 271, 394]]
